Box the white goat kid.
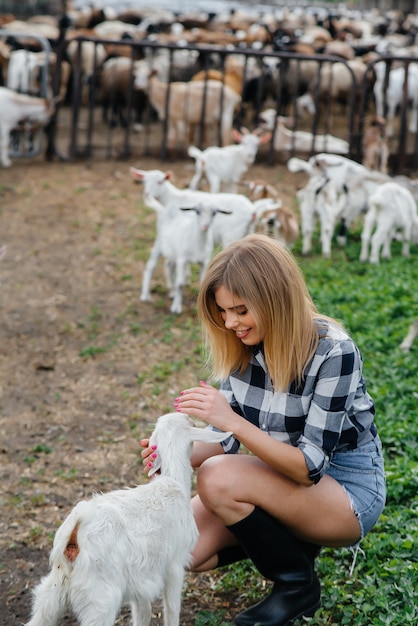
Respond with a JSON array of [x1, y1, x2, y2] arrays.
[[0, 86, 55, 167], [288, 153, 389, 256], [188, 127, 271, 193], [145, 196, 232, 314], [360, 181, 418, 264], [25, 413, 231, 626], [129, 168, 256, 306]]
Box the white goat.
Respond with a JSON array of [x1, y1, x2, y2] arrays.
[[145, 196, 232, 314], [259, 109, 349, 155], [25, 412, 231, 626], [288, 154, 388, 256], [374, 61, 418, 137], [400, 319, 418, 352], [188, 127, 271, 193], [0, 87, 55, 167], [133, 62, 241, 148], [360, 181, 418, 264], [129, 168, 256, 305]]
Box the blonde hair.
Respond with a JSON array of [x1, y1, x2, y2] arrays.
[[198, 234, 335, 391]]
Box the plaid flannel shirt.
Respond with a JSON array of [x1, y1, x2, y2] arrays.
[[216, 321, 378, 484]]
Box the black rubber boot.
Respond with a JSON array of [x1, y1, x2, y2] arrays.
[[227, 506, 322, 626], [217, 545, 247, 568]]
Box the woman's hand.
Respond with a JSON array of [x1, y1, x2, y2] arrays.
[[139, 439, 157, 474], [175, 381, 239, 432]]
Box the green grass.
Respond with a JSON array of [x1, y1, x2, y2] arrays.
[[192, 229, 418, 625]]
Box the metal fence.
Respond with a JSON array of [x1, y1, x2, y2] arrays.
[[2, 29, 418, 175]]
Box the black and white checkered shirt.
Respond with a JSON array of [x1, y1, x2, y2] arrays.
[[217, 321, 378, 484]]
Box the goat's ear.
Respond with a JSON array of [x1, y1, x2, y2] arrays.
[[165, 170, 174, 181], [232, 128, 243, 143], [259, 132, 272, 145], [190, 427, 232, 444], [129, 167, 144, 181], [147, 436, 162, 477]]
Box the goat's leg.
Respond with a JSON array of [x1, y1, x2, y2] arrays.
[[162, 565, 185, 626], [189, 162, 204, 190], [360, 208, 376, 262], [369, 225, 390, 264], [207, 173, 221, 193], [131, 600, 152, 626], [300, 206, 314, 255], [0, 124, 12, 167], [170, 259, 186, 314], [141, 239, 161, 301], [25, 570, 68, 626], [164, 259, 176, 298], [400, 225, 411, 258]]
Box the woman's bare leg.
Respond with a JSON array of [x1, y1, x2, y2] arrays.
[[195, 454, 361, 551]]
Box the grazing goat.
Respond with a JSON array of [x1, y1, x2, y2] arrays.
[[362, 115, 389, 173], [400, 319, 418, 352], [133, 62, 241, 148], [288, 153, 389, 256], [0, 86, 55, 167], [242, 179, 299, 247], [360, 181, 418, 264], [129, 168, 256, 307], [259, 109, 349, 155], [25, 412, 231, 626], [188, 127, 271, 193]]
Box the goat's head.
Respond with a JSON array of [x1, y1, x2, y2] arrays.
[[147, 412, 231, 477]]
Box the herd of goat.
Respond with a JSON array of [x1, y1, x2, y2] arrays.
[[1, 4, 417, 337]]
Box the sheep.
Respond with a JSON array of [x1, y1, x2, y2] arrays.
[[359, 181, 418, 264], [25, 412, 231, 626], [242, 179, 299, 247], [258, 109, 349, 155], [144, 196, 232, 314], [400, 319, 418, 352], [133, 61, 241, 148], [0, 86, 55, 167], [188, 127, 271, 193], [129, 167, 256, 306]]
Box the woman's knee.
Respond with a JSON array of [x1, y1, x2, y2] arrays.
[[197, 456, 238, 511]]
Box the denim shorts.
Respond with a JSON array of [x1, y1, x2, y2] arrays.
[[326, 437, 386, 540]]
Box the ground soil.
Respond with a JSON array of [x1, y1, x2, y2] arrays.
[[0, 152, 303, 625]]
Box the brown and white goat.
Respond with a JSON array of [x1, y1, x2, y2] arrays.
[[243, 178, 299, 247], [362, 115, 389, 174]]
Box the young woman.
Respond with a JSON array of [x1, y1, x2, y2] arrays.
[[141, 234, 386, 626]]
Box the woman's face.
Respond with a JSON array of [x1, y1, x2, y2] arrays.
[[215, 285, 264, 346]]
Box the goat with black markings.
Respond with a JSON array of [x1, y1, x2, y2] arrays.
[[25, 413, 231, 626]]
